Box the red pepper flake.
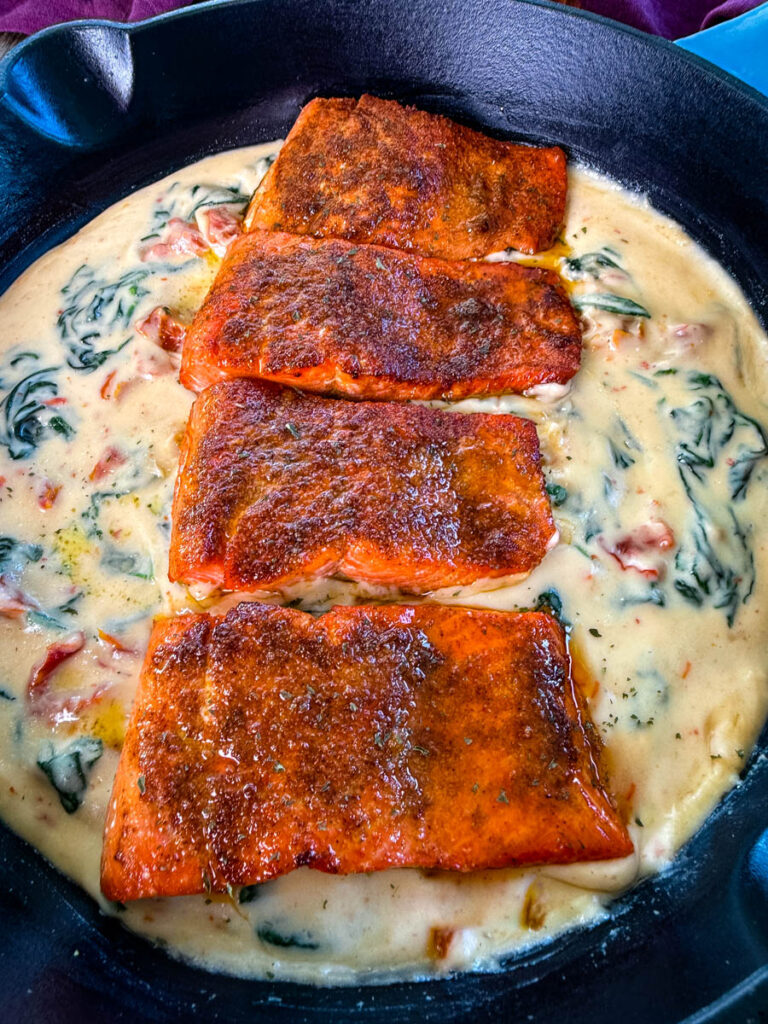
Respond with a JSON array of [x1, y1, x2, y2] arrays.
[[681, 661, 692, 679]]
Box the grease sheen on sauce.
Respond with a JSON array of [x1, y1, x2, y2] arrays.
[[0, 144, 766, 984]]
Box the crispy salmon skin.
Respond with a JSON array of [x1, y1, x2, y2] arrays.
[[101, 603, 632, 901], [245, 95, 567, 258], [181, 231, 582, 399], [169, 379, 556, 593]]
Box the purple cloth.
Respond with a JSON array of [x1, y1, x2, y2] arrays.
[[0, 0, 763, 39], [582, 0, 762, 37], [0, 1, 193, 35]]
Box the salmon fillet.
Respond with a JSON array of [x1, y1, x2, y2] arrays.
[[169, 379, 556, 593], [245, 95, 567, 258], [101, 603, 632, 901], [180, 231, 582, 399]]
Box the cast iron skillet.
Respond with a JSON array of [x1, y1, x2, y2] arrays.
[[0, 1, 766, 1020]]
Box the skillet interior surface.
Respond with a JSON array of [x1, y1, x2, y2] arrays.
[[0, 1, 766, 1020]]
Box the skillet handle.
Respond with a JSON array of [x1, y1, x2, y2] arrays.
[[676, 4, 768, 97]]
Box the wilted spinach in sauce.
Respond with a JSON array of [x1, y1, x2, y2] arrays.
[[37, 736, 103, 813], [667, 371, 768, 625], [0, 358, 74, 460], [0, 150, 766, 984]]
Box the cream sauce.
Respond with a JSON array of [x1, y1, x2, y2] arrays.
[[0, 145, 766, 984]]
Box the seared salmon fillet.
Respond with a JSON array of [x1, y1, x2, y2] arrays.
[[181, 231, 582, 399], [101, 603, 632, 901], [169, 379, 556, 593], [245, 95, 567, 258]]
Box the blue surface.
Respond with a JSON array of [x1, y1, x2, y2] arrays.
[[677, 2, 768, 96]]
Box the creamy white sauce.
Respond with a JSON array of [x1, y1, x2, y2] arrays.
[[0, 145, 766, 984]]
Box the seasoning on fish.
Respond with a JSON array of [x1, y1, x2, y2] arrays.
[[100, 602, 633, 902], [181, 231, 582, 399], [244, 95, 567, 258], [169, 379, 556, 593]]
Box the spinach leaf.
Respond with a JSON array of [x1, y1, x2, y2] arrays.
[[238, 885, 262, 904], [58, 265, 150, 370], [0, 367, 75, 460], [627, 370, 659, 390], [37, 736, 103, 813], [602, 472, 618, 502], [256, 923, 319, 950], [572, 293, 651, 319], [562, 248, 623, 281], [619, 583, 666, 608], [7, 351, 40, 371], [186, 183, 251, 220], [607, 417, 643, 470], [668, 372, 767, 626], [253, 153, 276, 186], [673, 506, 754, 627], [81, 490, 131, 539], [671, 372, 767, 501], [546, 483, 568, 507], [81, 473, 157, 539], [533, 589, 570, 627], [608, 437, 635, 470], [0, 536, 43, 572], [27, 591, 84, 632], [583, 510, 603, 543], [101, 547, 154, 581], [617, 417, 643, 452]]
